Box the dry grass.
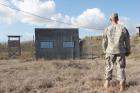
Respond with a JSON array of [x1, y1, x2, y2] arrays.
[[0, 59, 140, 93]]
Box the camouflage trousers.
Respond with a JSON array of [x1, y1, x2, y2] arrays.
[[105, 53, 126, 82]]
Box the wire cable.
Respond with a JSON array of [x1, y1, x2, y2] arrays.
[[0, 2, 105, 30]]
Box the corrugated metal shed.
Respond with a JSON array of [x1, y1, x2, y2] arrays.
[[35, 28, 79, 60]]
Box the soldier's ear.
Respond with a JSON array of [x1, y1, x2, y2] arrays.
[[117, 18, 119, 21], [109, 18, 112, 24], [109, 18, 112, 22]]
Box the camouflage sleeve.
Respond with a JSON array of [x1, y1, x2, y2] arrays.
[[124, 28, 131, 53], [102, 28, 108, 53]]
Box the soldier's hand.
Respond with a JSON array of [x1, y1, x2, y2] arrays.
[[125, 52, 130, 56]]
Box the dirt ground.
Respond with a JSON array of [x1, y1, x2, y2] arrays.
[[0, 58, 140, 93]]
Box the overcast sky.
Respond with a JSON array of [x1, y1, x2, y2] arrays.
[[0, 0, 139, 42]]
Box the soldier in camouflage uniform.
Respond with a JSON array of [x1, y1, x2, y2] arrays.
[[102, 13, 131, 91]]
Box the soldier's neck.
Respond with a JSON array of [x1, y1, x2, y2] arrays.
[[111, 21, 118, 25]]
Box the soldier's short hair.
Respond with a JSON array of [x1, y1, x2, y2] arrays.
[[110, 13, 119, 21]]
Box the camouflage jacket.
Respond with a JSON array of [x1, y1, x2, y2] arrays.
[[102, 24, 131, 54]]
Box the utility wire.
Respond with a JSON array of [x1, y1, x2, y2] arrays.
[[0, 2, 105, 30]]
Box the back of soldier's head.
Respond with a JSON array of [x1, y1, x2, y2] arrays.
[[110, 13, 119, 22]]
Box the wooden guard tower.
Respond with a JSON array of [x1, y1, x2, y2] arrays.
[[8, 35, 21, 58], [136, 26, 140, 37]]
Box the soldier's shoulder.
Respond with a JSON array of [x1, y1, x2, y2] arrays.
[[107, 25, 113, 29], [118, 24, 126, 29], [105, 25, 112, 31], [118, 24, 128, 33]]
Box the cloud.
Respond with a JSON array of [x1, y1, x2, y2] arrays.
[[73, 8, 107, 29], [0, 0, 16, 24], [13, 0, 56, 25], [0, 0, 107, 28], [0, 0, 138, 34]]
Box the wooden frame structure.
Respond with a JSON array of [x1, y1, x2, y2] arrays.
[[136, 26, 140, 37], [8, 35, 21, 58]]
